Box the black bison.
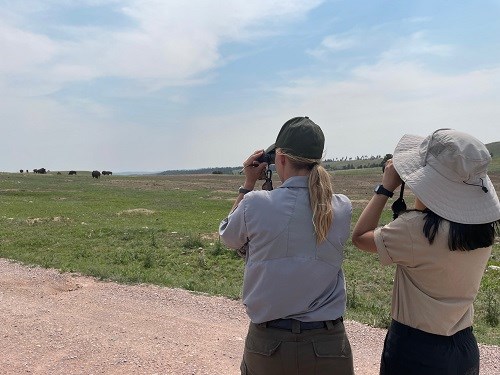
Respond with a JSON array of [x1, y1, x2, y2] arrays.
[[68, 170, 77, 175], [102, 170, 112, 176], [20, 169, 24, 173], [92, 170, 101, 179], [33, 168, 46, 174]]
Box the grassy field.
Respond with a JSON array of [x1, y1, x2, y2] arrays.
[[1, 170, 499, 345]]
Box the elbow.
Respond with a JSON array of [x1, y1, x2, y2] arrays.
[[350, 230, 378, 253], [351, 234, 362, 249], [351, 227, 362, 248]]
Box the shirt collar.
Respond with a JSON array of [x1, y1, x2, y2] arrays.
[[279, 175, 309, 189]]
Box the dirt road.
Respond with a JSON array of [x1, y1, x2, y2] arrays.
[[0, 258, 498, 375]]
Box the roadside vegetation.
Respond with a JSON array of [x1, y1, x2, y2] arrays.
[[0, 167, 499, 345]]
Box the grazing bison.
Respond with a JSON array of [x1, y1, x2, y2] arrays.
[[68, 170, 77, 175], [20, 169, 24, 173], [101, 170, 113, 176], [33, 168, 47, 174], [92, 170, 101, 179]]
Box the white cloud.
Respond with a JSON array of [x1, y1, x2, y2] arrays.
[[0, 23, 58, 72], [3, 58, 499, 171], [0, 1, 326, 171], [261, 61, 500, 160], [406, 16, 432, 24], [307, 33, 358, 58], [381, 31, 453, 61], [0, 0, 323, 94]]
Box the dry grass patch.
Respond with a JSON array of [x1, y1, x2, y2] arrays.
[[25, 217, 72, 225], [117, 208, 156, 216]]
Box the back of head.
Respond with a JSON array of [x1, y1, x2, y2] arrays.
[[274, 116, 325, 160], [393, 128, 500, 224], [273, 117, 333, 243]]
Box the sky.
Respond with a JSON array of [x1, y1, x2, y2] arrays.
[[1, 0, 499, 173]]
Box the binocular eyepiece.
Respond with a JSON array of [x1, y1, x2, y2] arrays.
[[256, 149, 276, 165]]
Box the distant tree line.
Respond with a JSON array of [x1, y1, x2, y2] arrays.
[[158, 154, 398, 175], [158, 167, 240, 175], [325, 162, 383, 171], [155, 142, 496, 175], [324, 155, 382, 162]]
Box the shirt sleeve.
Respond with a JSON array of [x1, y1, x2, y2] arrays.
[[374, 217, 415, 267], [218, 197, 249, 250]]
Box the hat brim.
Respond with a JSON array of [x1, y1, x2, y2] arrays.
[[265, 144, 276, 153], [393, 134, 500, 224]]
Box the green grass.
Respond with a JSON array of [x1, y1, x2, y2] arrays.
[[0, 173, 244, 298], [486, 141, 500, 158], [487, 141, 500, 172], [0, 170, 499, 345]]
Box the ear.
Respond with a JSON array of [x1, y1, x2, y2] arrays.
[[276, 153, 286, 167]]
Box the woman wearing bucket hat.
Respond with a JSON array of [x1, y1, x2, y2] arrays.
[[352, 128, 500, 375], [219, 117, 354, 375]]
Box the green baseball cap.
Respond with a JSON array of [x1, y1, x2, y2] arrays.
[[267, 117, 325, 159]]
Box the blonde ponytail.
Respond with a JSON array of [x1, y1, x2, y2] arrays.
[[283, 153, 334, 244], [308, 164, 334, 243]]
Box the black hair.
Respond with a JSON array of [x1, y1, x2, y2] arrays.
[[421, 209, 499, 251]]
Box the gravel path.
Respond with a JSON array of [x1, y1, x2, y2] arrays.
[[0, 258, 498, 375]]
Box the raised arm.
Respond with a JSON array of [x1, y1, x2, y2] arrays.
[[352, 159, 402, 253], [228, 149, 268, 213]]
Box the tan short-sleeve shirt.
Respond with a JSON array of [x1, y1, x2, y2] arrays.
[[374, 211, 491, 336]]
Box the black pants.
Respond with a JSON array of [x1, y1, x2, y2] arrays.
[[380, 320, 479, 375]]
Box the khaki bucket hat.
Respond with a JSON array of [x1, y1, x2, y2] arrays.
[[392, 128, 500, 224]]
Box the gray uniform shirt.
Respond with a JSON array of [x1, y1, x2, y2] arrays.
[[219, 176, 352, 324]]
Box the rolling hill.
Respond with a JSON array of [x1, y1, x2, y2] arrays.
[[157, 141, 500, 175]]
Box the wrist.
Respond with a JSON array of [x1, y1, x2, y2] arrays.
[[238, 186, 253, 195], [374, 184, 394, 198], [242, 181, 256, 190]]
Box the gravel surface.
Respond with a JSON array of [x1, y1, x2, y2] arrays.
[[0, 258, 498, 375]]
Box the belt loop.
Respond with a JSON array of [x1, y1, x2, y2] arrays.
[[292, 319, 301, 334], [325, 320, 334, 330]]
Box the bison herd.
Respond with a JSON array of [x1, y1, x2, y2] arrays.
[[91, 170, 112, 178], [19, 169, 113, 178]]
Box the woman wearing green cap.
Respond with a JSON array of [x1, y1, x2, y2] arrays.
[[352, 129, 500, 375], [220, 117, 354, 375]]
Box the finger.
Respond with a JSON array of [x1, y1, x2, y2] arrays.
[[244, 150, 265, 167]]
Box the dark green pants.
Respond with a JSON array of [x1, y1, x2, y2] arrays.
[[241, 321, 354, 375]]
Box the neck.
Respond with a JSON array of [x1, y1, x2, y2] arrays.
[[415, 198, 427, 210], [281, 167, 310, 182]]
